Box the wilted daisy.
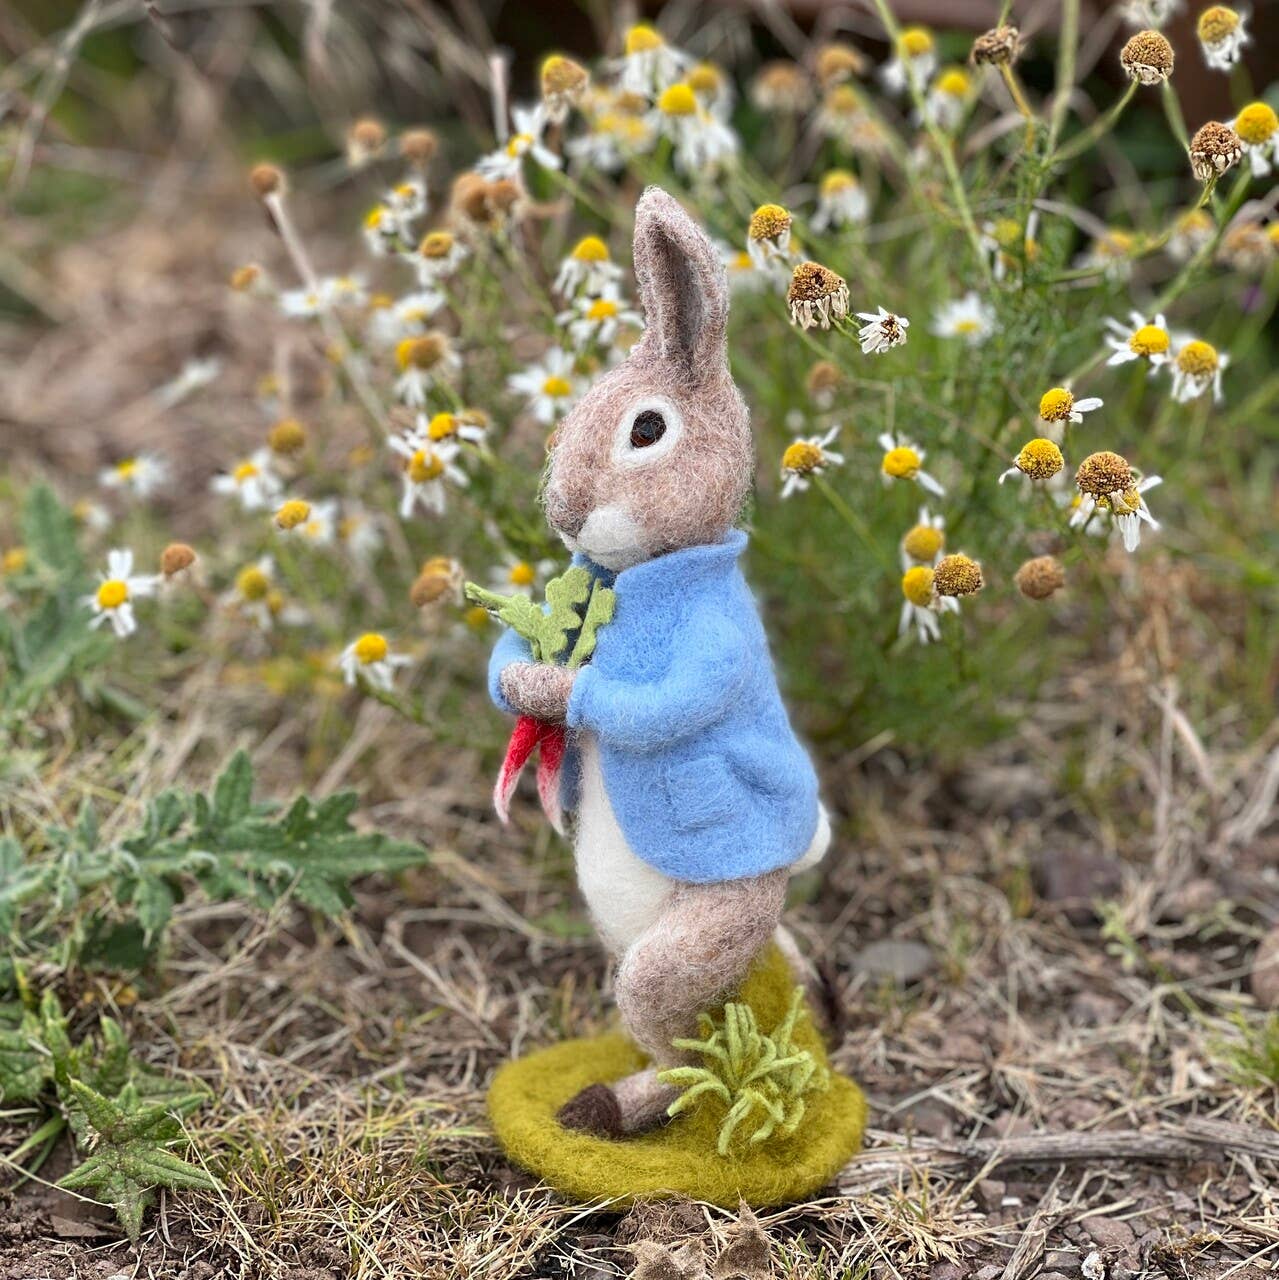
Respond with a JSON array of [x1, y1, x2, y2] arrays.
[[933, 552, 984, 598], [298, 497, 339, 546], [806, 360, 842, 410], [414, 230, 469, 285], [489, 555, 558, 597], [900, 507, 946, 568], [1233, 102, 1278, 177], [1118, 0, 1183, 26], [338, 632, 412, 692], [898, 566, 958, 644], [648, 82, 737, 175], [477, 104, 560, 182], [1039, 387, 1103, 427], [857, 306, 910, 355], [1015, 556, 1066, 600], [814, 40, 867, 87], [688, 61, 734, 120], [560, 285, 643, 350], [981, 215, 1040, 282], [1000, 437, 1065, 485], [540, 54, 590, 122], [931, 292, 996, 345], [345, 116, 386, 167], [99, 453, 168, 499], [1196, 6, 1248, 70], [881, 26, 938, 95], [1166, 209, 1214, 261], [554, 235, 623, 298], [1079, 228, 1136, 281], [337, 504, 383, 564], [970, 25, 1021, 65], [1219, 222, 1274, 274], [393, 332, 459, 407], [786, 262, 849, 330], [73, 500, 112, 534], [84, 549, 157, 639], [566, 103, 654, 173], [918, 67, 972, 129], [1104, 311, 1172, 368], [211, 448, 282, 511], [811, 170, 869, 231], [1170, 339, 1228, 403], [618, 23, 688, 96], [751, 61, 813, 114], [1120, 30, 1175, 84], [363, 203, 404, 257], [780, 428, 844, 498], [746, 204, 793, 269], [879, 432, 945, 496], [1074, 451, 1160, 551], [410, 555, 464, 608], [420, 409, 488, 448], [721, 243, 772, 295], [508, 349, 581, 424], [388, 432, 467, 518], [1189, 121, 1243, 182], [273, 498, 311, 533], [224, 556, 278, 630], [280, 274, 366, 318]]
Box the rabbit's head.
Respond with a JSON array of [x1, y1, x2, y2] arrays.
[[543, 187, 751, 571]]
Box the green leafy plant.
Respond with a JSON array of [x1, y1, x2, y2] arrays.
[[659, 987, 830, 1156], [464, 566, 615, 667], [1213, 1013, 1279, 1091]]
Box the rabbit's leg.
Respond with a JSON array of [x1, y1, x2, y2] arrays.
[[557, 867, 789, 1138]]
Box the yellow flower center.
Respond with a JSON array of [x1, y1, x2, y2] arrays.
[[397, 335, 446, 371], [1016, 438, 1065, 480], [408, 449, 444, 483], [625, 23, 663, 54], [420, 231, 455, 259], [1130, 324, 1170, 356], [899, 27, 934, 57], [953, 318, 980, 334], [1236, 102, 1278, 145], [1038, 388, 1075, 421], [730, 250, 753, 272], [266, 589, 285, 616], [572, 235, 609, 262], [269, 418, 307, 454], [506, 132, 533, 157], [937, 68, 970, 97], [237, 566, 270, 600], [585, 298, 619, 321], [233, 461, 259, 484], [97, 579, 129, 609], [748, 204, 792, 243], [933, 553, 984, 597], [354, 632, 389, 664], [820, 169, 857, 197], [825, 85, 860, 115], [901, 566, 935, 607], [782, 441, 823, 473], [1197, 6, 1239, 43], [542, 375, 573, 398], [688, 63, 722, 95], [658, 83, 697, 116], [1112, 485, 1144, 515], [427, 412, 458, 440], [464, 604, 490, 631], [902, 525, 944, 561], [364, 205, 389, 230], [1177, 340, 1218, 375], [882, 446, 921, 479], [275, 499, 311, 530], [115, 459, 137, 478], [2, 547, 27, 574], [508, 561, 536, 587], [541, 54, 587, 97]]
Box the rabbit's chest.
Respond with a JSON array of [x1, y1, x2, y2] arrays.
[[574, 734, 673, 955]]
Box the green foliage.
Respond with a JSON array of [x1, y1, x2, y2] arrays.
[[1, 751, 428, 987], [1214, 1013, 1279, 1091], [659, 987, 829, 1156], [465, 567, 616, 666]]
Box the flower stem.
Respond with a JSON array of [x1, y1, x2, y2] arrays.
[[1053, 81, 1138, 165]]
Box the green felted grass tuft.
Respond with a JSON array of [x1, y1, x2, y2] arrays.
[[486, 946, 866, 1207]]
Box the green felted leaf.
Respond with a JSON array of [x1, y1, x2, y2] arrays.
[[539, 568, 593, 662], [463, 585, 551, 660], [567, 581, 616, 669], [465, 567, 613, 669]]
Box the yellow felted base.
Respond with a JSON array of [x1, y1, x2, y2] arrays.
[[487, 946, 867, 1207]]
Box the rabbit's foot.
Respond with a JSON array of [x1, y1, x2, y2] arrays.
[[557, 1069, 679, 1139]]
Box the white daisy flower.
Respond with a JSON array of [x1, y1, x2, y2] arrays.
[[879, 432, 945, 496], [719, 242, 775, 295], [917, 67, 972, 130], [99, 453, 168, 499], [279, 274, 366, 318], [362, 204, 403, 257], [83, 548, 158, 639], [339, 504, 383, 564], [811, 170, 869, 231], [388, 432, 467, 518], [1118, 0, 1182, 27], [1234, 102, 1279, 177], [881, 27, 937, 95], [559, 285, 643, 350], [565, 108, 655, 174], [221, 557, 304, 631], [618, 23, 689, 97], [1077, 230, 1136, 282], [414, 230, 469, 285], [980, 213, 1040, 282], [366, 289, 447, 349], [857, 306, 910, 355], [476, 105, 561, 181], [73, 500, 112, 534], [385, 176, 428, 228], [554, 236, 624, 299], [1166, 211, 1214, 263], [899, 507, 946, 569], [211, 449, 282, 511], [338, 632, 412, 692], [1110, 474, 1162, 551], [1038, 387, 1104, 427], [508, 348, 581, 424], [1196, 6, 1248, 71], [297, 497, 339, 546], [999, 437, 1066, 485], [930, 292, 996, 345], [746, 204, 793, 271], [1170, 339, 1228, 403], [1104, 311, 1173, 368], [898, 564, 959, 645], [780, 428, 844, 498], [393, 332, 460, 407], [417, 409, 489, 449], [489, 555, 558, 597], [1073, 451, 1160, 552], [647, 83, 738, 176], [154, 357, 222, 409]]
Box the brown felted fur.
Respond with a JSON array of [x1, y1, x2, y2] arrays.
[[499, 662, 575, 722], [557, 1082, 623, 1137]]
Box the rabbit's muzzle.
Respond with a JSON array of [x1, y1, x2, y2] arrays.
[[543, 481, 590, 540]]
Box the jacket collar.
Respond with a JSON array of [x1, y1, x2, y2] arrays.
[[579, 530, 746, 604]]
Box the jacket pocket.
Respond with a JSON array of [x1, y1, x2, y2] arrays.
[[663, 757, 737, 831]]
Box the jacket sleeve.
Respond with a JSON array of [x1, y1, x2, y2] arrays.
[[487, 626, 533, 715], [566, 617, 750, 751]]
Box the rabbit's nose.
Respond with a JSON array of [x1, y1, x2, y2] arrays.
[[545, 486, 588, 539]]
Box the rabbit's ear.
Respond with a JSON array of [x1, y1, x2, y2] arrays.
[[632, 186, 729, 379]]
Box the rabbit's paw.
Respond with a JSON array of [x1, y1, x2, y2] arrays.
[[499, 662, 576, 722], [556, 1083, 623, 1138]]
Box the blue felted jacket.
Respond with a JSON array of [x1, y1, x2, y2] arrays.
[[487, 531, 820, 884]]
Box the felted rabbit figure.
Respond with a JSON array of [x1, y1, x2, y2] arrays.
[[488, 186, 830, 1139]]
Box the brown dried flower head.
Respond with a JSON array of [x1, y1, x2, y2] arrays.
[[814, 41, 867, 86], [933, 553, 984, 597], [399, 127, 438, 166], [346, 117, 387, 164], [1015, 556, 1065, 600], [1189, 121, 1243, 182], [787, 262, 849, 330], [752, 61, 814, 113], [410, 555, 462, 608], [806, 360, 842, 400], [249, 162, 284, 198], [541, 54, 589, 113], [268, 418, 307, 456], [160, 543, 197, 578], [970, 26, 1020, 66], [1120, 31, 1174, 84], [1075, 450, 1133, 497]]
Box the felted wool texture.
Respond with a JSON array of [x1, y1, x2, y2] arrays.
[[498, 662, 575, 723], [613, 867, 788, 1063], [541, 187, 752, 568], [486, 943, 868, 1208]]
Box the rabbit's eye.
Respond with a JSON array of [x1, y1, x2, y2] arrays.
[[630, 409, 666, 449]]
